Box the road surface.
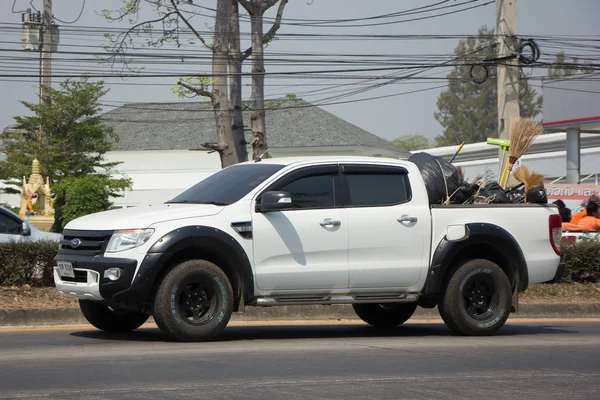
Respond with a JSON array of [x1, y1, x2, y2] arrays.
[[1, 319, 599, 399]]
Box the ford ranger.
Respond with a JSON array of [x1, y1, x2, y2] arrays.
[[54, 156, 563, 341]]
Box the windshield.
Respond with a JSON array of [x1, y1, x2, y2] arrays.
[[167, 163, 284, 205]]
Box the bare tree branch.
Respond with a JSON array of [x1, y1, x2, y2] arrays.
[[178, 80, 213, 99], [237, 0, 253, 13], [264, 0, 280, 9], [168, 0, 212, 50], [241, 0, 288, 61], [106, 10, 178, 68], [200, 142, 228, 151]]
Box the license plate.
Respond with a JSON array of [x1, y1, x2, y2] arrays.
[[57, 261, 75, 278]]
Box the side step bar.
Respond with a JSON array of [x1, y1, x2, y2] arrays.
[[253, 294, 419, 307]]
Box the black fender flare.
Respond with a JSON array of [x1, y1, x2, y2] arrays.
[[118, 226, 254, 307], [422, 223, 528, 297]]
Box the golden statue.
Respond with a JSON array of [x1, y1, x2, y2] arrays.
[[19, 158, 55, 231]]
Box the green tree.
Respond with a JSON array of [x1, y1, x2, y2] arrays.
[[0, 78, 131, 231], [434, 26, 542, 147], [1, 79, 118, 181], [392, 134, 431, 151], [52, 175, 131, 231]]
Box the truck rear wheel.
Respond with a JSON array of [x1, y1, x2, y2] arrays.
[[153, 259, 233, 342], [352, 303, 417, 329], [439, 259, 511, 336], [79, 300, 149, 333]]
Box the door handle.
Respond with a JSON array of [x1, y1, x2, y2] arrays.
[[320, 219, 341, 227], [398, 216, 418, 223]]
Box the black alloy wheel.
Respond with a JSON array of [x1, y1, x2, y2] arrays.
[[461, 273, 500, 321], [176, 281, 220, 325]]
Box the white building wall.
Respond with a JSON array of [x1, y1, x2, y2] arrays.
[[103, 150, 222, 206]]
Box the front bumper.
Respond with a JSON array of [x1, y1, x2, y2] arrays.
[[54, 254, 138, 302], [54, 253, 168, 304]]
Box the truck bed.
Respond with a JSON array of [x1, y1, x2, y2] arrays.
[[430, 204, 559, 285]]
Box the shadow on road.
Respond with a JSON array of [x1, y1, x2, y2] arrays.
[[69, 321, 577, 343]]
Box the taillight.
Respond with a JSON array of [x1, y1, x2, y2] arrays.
[[549, 214, 562, 255]]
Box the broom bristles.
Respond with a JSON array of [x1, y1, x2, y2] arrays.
[[513, 166, 546, 191], [508, 118, 543, 159]]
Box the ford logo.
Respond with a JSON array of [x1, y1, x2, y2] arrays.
[[70, 238, 82, 248]]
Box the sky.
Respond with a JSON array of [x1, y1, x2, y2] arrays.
[[0, 0, 598, 143]]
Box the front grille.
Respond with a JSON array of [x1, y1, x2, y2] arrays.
[[59, 229, 114, 256], [60, 269, 88, 283]]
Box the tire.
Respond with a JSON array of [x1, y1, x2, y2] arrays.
[[438, 259, 512, 336], [352, 303, 417, 329], [79, 300, 149, 333], [153, 259, 233, 342]]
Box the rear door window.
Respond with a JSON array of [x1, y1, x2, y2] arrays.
[[342, 165, 411, 207]]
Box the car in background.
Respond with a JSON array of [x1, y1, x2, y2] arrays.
[[0, 206, 61, 243]]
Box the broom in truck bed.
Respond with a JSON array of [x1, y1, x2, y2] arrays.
[[500, 118, 544, 188], [513, 166, 546, 203]]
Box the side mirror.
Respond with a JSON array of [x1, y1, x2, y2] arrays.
[[256, 191, 293, 213], [21, 222, 31, 237]]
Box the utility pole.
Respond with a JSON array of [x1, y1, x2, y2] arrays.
[[39, 0, 53, 145], [496, 0, 519, 171]]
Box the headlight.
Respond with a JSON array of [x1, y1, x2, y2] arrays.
[[105, 229, 155, 253]]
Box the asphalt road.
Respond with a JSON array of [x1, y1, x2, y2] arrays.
[[1, 319, 600, 399]]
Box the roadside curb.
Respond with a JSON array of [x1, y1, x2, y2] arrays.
[[2, 303, 600, 327]]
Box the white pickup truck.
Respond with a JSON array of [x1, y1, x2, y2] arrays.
[[54, 156, 563, 341]]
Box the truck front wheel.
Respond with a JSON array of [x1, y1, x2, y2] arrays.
[[153, 259, 233, 342], [352, 303, 417, 329], [439, 259, 512, 336], [79, 300, 149, 333]]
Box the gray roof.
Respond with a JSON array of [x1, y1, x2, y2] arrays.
[[100, 99, 403, 154]]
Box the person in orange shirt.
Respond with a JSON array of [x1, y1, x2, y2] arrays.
[[576, 201, 600, 231], [571, 195, 599, 225]]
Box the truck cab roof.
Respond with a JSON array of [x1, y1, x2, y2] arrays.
[[245, 155, 406, 167]]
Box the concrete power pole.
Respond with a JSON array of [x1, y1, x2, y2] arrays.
[[496, 0, 519, 170], [39, 0, 52, 145]]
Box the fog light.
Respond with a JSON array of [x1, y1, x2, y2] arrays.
[[104, 268, 122, 281]]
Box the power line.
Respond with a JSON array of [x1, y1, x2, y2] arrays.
[[183, 0, 493, 28], [183, 0, 451, 25]]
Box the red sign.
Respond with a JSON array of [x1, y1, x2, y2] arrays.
[[545, 184, 600, 201]]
